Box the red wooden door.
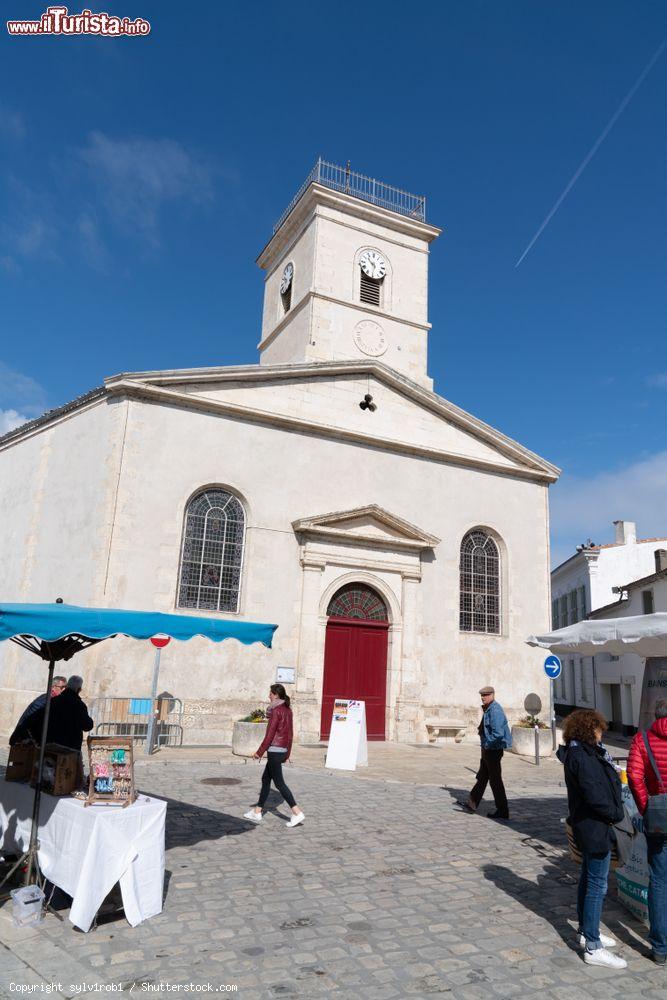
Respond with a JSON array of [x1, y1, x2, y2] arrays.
[[320, 617, 388, 740]]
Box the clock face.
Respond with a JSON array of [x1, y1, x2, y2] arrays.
[[359, 250, 387, 280], [353, 319, 387, 358], [280, 262, 294, 295]]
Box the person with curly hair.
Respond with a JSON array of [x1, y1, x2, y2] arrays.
[[556, 709, 627, 970]]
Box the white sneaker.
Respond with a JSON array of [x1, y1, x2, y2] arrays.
[[583, 947, 627, 969], [578, 932, 617, 949], [286, 812, 305, 828], [243, 809, 262, 823]]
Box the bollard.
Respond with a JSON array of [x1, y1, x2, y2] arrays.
[[534, 724, 540, 766]]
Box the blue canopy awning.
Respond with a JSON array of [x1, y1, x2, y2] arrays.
[[0, 603, 277, 648]]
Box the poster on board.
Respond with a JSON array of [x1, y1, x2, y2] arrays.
[[325, 698, 368, 771], [639, 657, 667, 731]]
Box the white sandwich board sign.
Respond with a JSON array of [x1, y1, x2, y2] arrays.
[[325, 698, 368, 771]]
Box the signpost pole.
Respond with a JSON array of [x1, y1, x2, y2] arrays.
[[550, 678, 557, 751], [543, 655, 561, 754], [145, 635, 171, 756], [145, 647, 161, 756]]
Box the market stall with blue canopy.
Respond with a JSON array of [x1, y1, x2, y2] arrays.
[[0, 600, 278, 893]]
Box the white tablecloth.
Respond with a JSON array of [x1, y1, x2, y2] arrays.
[[0, 778, 166, 932]]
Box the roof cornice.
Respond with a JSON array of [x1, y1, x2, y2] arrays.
[[102, 373, 558, 483], [256, 184, 441, 269], [104, 360, 560, 481], [0, 361, 560, 485], [0, 387, 106, 451]]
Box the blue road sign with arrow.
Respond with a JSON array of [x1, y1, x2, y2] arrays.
[[544, 654, 562, 679]]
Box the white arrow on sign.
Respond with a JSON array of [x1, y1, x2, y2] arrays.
[[544, 654, 562, 679]]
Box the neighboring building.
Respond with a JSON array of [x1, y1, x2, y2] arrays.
[[587, 549, 667, 732], [551, 520, 667, 731], [0, 160, 560, 745]]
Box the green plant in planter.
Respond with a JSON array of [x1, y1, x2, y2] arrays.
[[240, 709, 267, 723], [515, 713, 549, 730]]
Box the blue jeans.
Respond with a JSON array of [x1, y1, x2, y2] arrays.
[[577, 851, 611, 951], [647, 837, 667, 956]]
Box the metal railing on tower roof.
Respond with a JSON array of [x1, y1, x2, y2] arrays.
[[272, 159, 427, 234]]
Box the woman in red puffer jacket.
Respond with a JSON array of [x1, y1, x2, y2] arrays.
[[627, 699, 667, 964], [243, 684, 305, 828], [628, 705, 667, 813]]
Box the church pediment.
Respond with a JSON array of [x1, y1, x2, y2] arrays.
[[292, 505, 439, 552], [100, 360, 560, 485]]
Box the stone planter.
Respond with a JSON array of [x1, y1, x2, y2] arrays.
[[510, 725, 553, 758], [232, 720, 267, 757]]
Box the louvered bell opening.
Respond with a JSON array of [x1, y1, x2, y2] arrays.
[[281, 285, 292, 313], [360, 271, 381, 306]]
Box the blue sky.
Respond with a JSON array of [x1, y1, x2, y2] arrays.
[[1, 0, 666, 566]]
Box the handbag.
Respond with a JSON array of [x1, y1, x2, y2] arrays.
[[565, 820, 621, 870], [641, 732, 667, 837]]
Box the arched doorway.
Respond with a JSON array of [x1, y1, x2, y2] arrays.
[[320, 583, 389, 741]]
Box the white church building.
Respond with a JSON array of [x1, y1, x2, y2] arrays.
[[0, 160, 560, 745]]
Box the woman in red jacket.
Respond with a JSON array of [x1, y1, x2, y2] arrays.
[[244, 684, 305, 828], [627, 699, 667, 964]]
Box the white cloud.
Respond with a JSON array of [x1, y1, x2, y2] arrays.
[[11, 217, 52, 257], [0, 176, 59, 264], [0, 105, 25, 142], [0, 409, 29, 435], [550, 450, 667, 566], [76, 211, 111, 272], [647, 373, 667, 388], [79, 132, 213, 246], [0, 362, 47, 418], [0, 255, 18, 274]]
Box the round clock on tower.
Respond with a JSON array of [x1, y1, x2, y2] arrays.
[[359, 249, 387, 280], [280, 262, 294, 295]]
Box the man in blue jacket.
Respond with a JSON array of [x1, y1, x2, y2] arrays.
[[464, 685, 512, 820]]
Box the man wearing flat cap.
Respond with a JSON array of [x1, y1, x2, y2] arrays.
[[463, 685, 512, 820]]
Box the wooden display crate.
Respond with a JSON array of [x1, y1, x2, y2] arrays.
[[6, 743, 36, 783], [86, 735, 136, 808], [30, 744, 80, 796]]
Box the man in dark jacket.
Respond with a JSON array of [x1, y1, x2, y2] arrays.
[[23, 675, 94, 752], [9, 675, 67, 745], [463, 686, 512, 820], [627, 698, 667, 965]]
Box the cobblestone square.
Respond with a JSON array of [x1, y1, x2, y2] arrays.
[[0, 743, 663, 999]]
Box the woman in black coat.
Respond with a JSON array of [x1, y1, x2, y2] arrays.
[[557, 709, 626, 970]]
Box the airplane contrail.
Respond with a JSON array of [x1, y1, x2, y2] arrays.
[[515, 38, 667, 268]]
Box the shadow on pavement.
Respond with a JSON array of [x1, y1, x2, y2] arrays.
[[442, 784, 569, 851], [438, 782, 652, 964], [482, 859, 652, 961], [150, 794, 260, 849]]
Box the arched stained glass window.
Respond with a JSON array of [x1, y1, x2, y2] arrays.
[[177, 489, 245, 613], [328, 583, 388, 621], [459, 530, 500, 634]]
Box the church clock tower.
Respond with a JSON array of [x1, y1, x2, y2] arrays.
[[256, 160, 441, 389]]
